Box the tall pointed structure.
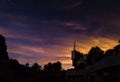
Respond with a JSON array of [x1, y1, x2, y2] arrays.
[[73, 41, 76, 51], [71, 41, 82, 68], [71, 41, 76, 60]]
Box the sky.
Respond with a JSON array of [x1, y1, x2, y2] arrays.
[[0, 0, 120, 69]]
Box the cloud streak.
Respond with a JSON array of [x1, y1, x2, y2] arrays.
[[0, 0, 120, 69]]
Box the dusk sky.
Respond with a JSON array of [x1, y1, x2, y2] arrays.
[[0, 0, 120, 69]]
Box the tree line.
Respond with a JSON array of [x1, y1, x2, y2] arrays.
[[0, 34, 66, 82]]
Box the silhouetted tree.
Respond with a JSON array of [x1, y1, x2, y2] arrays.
[[43, 61, 62, 72], [0, 35, 9, 65], [113, 44, 120, 54], [53, 61, 62, 72], [25, 62, 29, 68], [0, 35, 45, 82], [31, 63, 42, 71], [43, 62, 53, 72], [0, 35, 10, 82], [105, 49, 115, 56], [87, 46, 104, 65], [43, 61, 65, 82]]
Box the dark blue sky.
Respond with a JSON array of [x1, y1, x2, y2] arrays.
[[0, 0, 120, 69]]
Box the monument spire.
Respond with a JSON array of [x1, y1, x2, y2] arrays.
[[73, 41, 76, 51]]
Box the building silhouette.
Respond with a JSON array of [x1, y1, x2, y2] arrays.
[[66, 41, 120, 82], [72, 42, 82, 68]]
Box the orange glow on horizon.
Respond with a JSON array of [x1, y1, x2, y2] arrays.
[[1, 26, 119, 69], [7, 36, 119, 69]]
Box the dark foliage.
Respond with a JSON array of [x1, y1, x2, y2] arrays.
[[0, 34, 66, 82]]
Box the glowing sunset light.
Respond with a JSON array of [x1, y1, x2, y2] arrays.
[[0, 0, 120, 69]]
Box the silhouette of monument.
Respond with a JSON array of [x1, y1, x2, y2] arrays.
[[71, 42, 83, 69]]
